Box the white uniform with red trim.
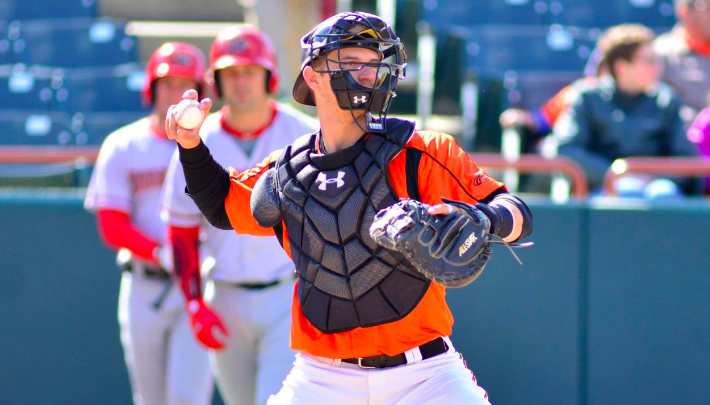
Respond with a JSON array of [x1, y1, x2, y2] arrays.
[[162, 103, 318, 405], [85, 118, 213, 405]]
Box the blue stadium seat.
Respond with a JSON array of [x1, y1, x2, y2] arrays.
[[549, 0, 676, 28], [456, 24, 596, 76], [0, 21, 11, 64], [419, 0, 551, 29], [68, 111, 145, 145], [0, 109, 70, 145], [502, 70, 581, 110], [59, 65, 148, 113], [6, 19, 138, 68], [0, 0, 98, 21], [0, 64, 63, 110]]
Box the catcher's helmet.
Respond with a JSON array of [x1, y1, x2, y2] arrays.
[[293, 12, 406, 132], [142, 42, 207, 104], [208, 26, 279, 96]]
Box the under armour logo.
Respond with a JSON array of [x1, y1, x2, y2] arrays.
[[353, 95, 368, 104], [316, 171, 346, 190]]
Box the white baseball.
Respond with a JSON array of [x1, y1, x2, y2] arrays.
[[174, 99, 204, 130]]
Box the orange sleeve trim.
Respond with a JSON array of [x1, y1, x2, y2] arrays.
[[224, 150, 282, 237]]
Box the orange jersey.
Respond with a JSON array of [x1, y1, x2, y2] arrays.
[[223, 130, 503, 358]]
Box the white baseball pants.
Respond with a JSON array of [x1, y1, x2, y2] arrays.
[[267, 337, 491, 405]]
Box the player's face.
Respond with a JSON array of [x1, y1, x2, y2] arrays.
[[326, 47, 382, 89], [311, 47, 382, 119], [217, 64, 269, 110], [153, 76, 200, 121]]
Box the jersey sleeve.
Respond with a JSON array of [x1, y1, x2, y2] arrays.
[[407, 131, 505, 205], [161, 149, 203, 228], [84, 134, 132, 213], [224, 149, 283, 236]]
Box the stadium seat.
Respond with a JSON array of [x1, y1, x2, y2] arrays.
[[68, 111, 145, 146], [502, 70, 582, 110], [419, 0, 551, 29], [0, 109, 70, 145], [549, 0, 676, 28], [458, 24, 597, 76], [0, 64, 63, 110], [7, 19, 138, 68], [59, 65, 148, 113], [0, 0, 98, 21], [429, 24, 593, 112]]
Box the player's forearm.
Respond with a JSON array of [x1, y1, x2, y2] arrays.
[[476, 191, 533, 242], [178, 140, 233, 230], [167, 225, 202, 301], [97, 209, 160, 262]]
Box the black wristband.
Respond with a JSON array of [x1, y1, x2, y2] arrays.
[[177, 140, 233, 230], [178, 140, 209, 165]]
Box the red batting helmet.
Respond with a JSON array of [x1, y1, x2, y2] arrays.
[[208, 26, 279, 95], [142, 42, 207, 104]]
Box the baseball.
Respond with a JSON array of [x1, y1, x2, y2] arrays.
[[174, 99, 204, 130]]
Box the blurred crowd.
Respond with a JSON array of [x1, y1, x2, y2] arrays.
[[499, 0, 710, 198]]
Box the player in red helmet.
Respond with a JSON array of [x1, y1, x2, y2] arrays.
[[85, 42, 213, 405], [161, 27, 317, 405]]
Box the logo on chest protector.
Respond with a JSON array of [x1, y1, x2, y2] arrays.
[[458, 232, 478, 257], [353, 95, 368, 104], [316, 171, 346, 190]]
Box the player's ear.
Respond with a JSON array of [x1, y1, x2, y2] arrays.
[[303, 66, 321, 92]]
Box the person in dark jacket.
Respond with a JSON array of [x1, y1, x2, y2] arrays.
[[553, 24, 698, 197]]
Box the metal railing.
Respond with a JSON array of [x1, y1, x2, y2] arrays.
[[472, 153, 588, 198], [603, 157, 710, 196], [0, 146, 100, 164], [0, 146, 590, 198]]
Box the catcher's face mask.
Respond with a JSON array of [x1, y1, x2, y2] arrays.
[[292, 11, 407, 132]]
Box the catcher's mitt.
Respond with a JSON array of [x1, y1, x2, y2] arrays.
[[370, 199, 527, 288]]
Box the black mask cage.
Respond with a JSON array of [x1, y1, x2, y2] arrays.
[[293, 12, 407, 132]]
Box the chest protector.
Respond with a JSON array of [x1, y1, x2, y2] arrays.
[[273, 118, 430, 333]]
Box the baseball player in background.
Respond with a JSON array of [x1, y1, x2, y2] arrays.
[[84, 43, 213, 405], [166, 12, 534, 404], [161, 27, 318, 405]]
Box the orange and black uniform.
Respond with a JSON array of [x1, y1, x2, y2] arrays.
[[178, 127, 531, 359]]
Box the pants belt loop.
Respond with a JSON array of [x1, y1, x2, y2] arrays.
[[404, 346, 423, 364]]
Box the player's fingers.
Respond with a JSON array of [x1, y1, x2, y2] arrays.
[[428, 204, 459, 216], [166, 108, 178, 139], [199, 98, 212, 115], [183, 89, 199, 101]]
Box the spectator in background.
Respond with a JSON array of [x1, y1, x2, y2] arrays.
[[499, 47, 608, 153], [499, 76, 598, 150], [553, 24, 698, 198], [687, 93, 710, 192], [654, 0, 710, 122]]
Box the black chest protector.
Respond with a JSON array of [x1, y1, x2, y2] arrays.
[[273, 118, 430, 333]]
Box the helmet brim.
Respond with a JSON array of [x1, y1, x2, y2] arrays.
[[213, 54, 263, 70], [292, 71, 315, 106]]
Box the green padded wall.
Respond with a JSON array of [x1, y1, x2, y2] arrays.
[[1, 193, 709, 405]]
